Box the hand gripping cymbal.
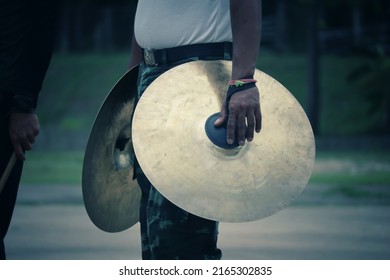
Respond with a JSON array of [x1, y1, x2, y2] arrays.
[[132, 60, 315, 223]]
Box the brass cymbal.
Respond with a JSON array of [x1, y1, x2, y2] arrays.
[[82, 65, 141, 232], [132, 60, 315, 223]]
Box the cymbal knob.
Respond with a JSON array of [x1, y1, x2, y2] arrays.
[[204, 113, 239, 149]]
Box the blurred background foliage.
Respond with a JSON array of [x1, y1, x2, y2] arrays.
[[37, 0, 389, 149], [19, 0, 390, 188]]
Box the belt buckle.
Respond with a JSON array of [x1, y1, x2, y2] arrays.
[[144, 49, 156, 65]]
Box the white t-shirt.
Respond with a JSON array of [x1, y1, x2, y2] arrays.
[[134, 0, 232, 49]]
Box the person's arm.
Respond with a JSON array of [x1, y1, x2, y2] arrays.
[[215, 0, 262, 146], [128, 33, 143, 69], [0, 1, 56, 160]]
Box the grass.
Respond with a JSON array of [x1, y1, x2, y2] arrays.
[[37, 52, 130, 129], [257, 52, 379, 135], [311, 151, 390, 184], [326, 185, 390, 199], [20, 150, 390, 187], [20, 52, 389, 201], [311, 172, 390, 186], [21, 151, 84, 185], [36, 51, 382, 142]]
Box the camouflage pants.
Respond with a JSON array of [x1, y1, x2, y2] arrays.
[[135, 57, 227, 260]]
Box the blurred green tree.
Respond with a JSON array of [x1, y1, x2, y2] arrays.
[[348, 48, 390, 133]]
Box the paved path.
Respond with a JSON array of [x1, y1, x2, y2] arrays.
[[4, 184, 390, 260]]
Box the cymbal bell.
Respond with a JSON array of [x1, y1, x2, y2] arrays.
[[82, 66, 141, 232], [132, 60, 315, 223]]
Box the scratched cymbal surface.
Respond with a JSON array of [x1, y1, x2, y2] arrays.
[[132, 60, 315, 223]]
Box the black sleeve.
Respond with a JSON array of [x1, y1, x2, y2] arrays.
[[0, 0, 57, 108]]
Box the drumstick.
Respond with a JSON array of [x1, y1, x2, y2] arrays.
[[0, 152, 17, 195]]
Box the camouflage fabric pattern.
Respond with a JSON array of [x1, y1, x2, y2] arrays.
[[135, 58, 223, 260]]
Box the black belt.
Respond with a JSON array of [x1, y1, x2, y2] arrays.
[[142, 42, 233, 66]]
